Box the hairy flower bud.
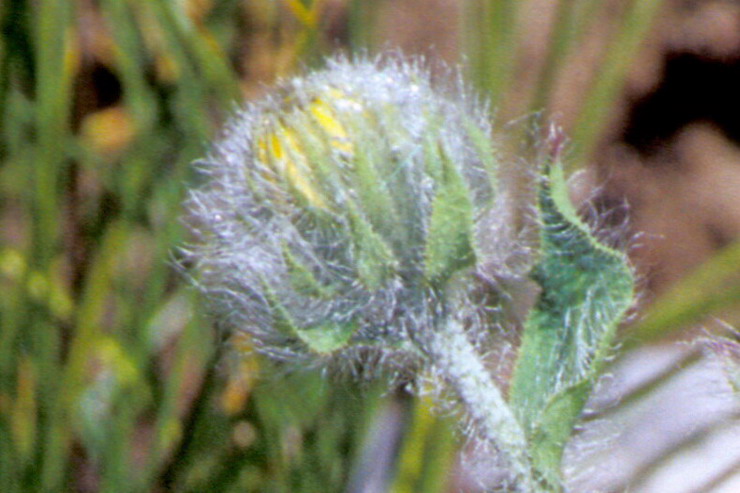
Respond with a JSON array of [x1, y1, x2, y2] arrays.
[[183, 56, 501, 363]]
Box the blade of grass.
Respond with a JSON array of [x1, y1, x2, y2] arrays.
[[390, 396, 456, 493], [33, 0, 73, 266], [97, 364, 150, 493], [33, 0, 74, 488], [44, 223, 126, 491], [464, 0, 519, 109], [526, 0, 581, 118], [63, 222, 127, 408], [282, 0, 326, 67], [147, 0, 240, 106], [626, 240, 740, 347], [127, 0, 210, 140], [158, 343, 224, 490], [348, 0, 377, 52], [144, 292, 212, 487], [43, 222, 128, 490], [568, 0, 666, 170], [101, 0, 158, 128], [527, 0, 614, 125]]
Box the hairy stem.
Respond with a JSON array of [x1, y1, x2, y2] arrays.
[[424, 319, 538, 492]]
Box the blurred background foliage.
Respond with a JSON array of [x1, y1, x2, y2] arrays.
[[1, 0, 739, 491]]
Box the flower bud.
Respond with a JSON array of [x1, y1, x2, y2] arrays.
[[184, 56, 500, 362]]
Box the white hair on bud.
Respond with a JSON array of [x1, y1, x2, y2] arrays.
[[182, 54, 513, 366]]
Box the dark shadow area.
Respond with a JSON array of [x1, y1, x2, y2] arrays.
[[622, 52, 740, 155]]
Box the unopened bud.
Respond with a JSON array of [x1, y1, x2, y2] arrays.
[[184, 56, 501, 362]]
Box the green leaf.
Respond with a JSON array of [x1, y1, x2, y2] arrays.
[[424, 144, 476, 284], [508, 163, 634, 487]]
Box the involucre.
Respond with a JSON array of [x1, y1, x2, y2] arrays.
[[183, 56, 505, 365]]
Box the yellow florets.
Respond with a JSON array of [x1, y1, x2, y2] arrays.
[[255, 89, 356, 210]]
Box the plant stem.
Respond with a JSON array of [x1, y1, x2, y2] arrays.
[[424, 319, 538, 492]]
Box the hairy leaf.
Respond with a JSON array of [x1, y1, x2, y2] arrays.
[[508, 163, 634, 486]]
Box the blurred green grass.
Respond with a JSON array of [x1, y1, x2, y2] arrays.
[[0, 1, 383, 491], [1, 0, 739, 492]]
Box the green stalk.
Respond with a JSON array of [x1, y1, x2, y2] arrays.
[[425, 319, 537, 492]]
